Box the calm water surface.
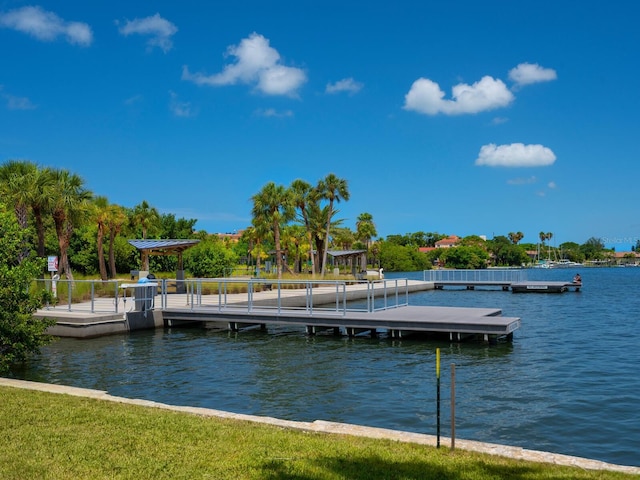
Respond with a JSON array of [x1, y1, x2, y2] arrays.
[[9, 267, 640, 467]]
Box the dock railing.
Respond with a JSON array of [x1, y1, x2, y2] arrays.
[[32, 277, 411, 316], [423, 268, 527, 283], [167, 277, 410, 315], [32, 278, 126, 314]]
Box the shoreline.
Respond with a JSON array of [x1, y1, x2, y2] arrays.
[[1, 377, 638, 475]]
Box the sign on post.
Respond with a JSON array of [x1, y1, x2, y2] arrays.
[[47, 256, 59, 272]]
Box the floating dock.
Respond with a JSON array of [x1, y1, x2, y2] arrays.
[[162, 305, 520, 343], [510, 281, 581, 293], [425, 269, 582, 293]]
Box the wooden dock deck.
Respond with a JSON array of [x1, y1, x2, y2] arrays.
[[426, 269, 582, 293], [434, 280, 581, 292], [511, 281, 581, 293], [162, 305, 521, 343]]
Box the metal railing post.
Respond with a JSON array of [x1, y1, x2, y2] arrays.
[[67, 281, 72, 312], [90, 281, 95, 313]]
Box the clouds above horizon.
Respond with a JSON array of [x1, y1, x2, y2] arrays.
[[404, 76, 514, 115], [404, 62, 556, 116], [0, 6, 92, 46], [509, 62, 557, 87], [182, 32, 307, 97], [117, 13, 177, 52], [475, 143, 556, 167], [326, 78, 363, 95], [0, 86, 36, 110]]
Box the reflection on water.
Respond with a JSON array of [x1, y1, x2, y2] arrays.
[[10, 267, 640, 467]]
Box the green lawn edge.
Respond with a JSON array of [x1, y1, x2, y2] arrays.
[[0, 385, 637, 480]]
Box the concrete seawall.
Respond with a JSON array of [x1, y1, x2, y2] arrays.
[[1, 378, 638, 475]]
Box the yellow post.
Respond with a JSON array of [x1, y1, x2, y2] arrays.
[[436, 348, 441, 448]]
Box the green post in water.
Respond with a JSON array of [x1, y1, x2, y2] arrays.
[[436, 348, 441, 448]]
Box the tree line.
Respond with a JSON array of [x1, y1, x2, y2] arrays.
[[0, 161, 380, 280], [1, 160, 615, 280]]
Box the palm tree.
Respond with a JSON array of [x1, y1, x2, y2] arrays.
[[28, 166, 55, 258], [306, 201, 329, 274], [243, 223, 269, 276], [290, 179, 317, 276], [50, 169, 92, 281], [0, 161, 55, 264], [0, 160, 32, 230], [508, 231, 524, 245], [105, 204, 127, 278], [317, 174, 350, 276], [356, 212, 377, 253], [92, 196, 110, 281], [251, 182, 294, 279], [131, 200, 160, 240]]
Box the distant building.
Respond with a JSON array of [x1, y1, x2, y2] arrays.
[[215, 230, 244, 243], [613, 251, 640, 265], [435, 235, 460, 248]]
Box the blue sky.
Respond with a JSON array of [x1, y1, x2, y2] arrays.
[[1, 1, 639, 249]]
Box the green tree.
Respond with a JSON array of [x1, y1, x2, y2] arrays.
[[488, 236, 528, 266], [317, 174, 350, 276], [356, 212, 377, 255], [332, 227, 355, 250], [378, 241, 429, 272], [508, 231, 524, 244], [50, 169, 92, 281], [290, 179, 317, 276], [184, 238, 238, 278], [251, 182, 295, 279], [105, 204, 128, 278], [439, 245, 489, 269], [131, 200, 161, 240], [159, 213, 197, 239], [581, 237, 606, 260], [0, 207, 55, 373], [92, 196, 110, 281], [0, 160, 32, 230]]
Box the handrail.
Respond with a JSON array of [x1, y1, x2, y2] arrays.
[[32, 277, 411, 315], [423, 268, 526, 283]]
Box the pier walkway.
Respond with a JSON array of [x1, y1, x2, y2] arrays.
[[35, 278, 520, 342], [424, 269, 582, 292]]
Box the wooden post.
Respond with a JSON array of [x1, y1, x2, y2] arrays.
[[451, 363, 456, 450], [436, 348, 441, 448]]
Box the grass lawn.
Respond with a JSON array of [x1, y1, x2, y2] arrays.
[[0, 385, 636, 480]]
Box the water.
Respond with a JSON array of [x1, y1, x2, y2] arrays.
[[9, 267, 640, 467]]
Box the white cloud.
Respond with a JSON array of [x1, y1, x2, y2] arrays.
[[507, 176, 537, 185], [254, 108, 294, 118], [326, 78, 363, 95], [117, 13, 177, 52], [475, 143, 556, 167], [182, 32, 306, 96], [404, 76, 514, 115], [0, 86, 36, 110], [0, 6, 92, 46], [491, 117, 509, 125], [548, 181, 557, 189], [124, 94, 143, 105], [169, 91, 194, 117], [509, 63, 557, 87]]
